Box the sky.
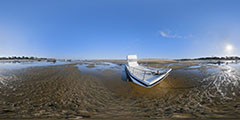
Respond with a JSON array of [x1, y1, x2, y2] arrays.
[[0, 0, 240, 59]]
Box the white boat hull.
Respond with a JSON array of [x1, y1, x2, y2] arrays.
[[125, 55, 172, 88], [125, 65, 171, 88]]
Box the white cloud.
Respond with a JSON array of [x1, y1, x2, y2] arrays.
[[160, 31, 168, 37], [159, 30, 192, 39]]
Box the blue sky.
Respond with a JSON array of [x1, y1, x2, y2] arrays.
[[0, 0, 240, 59]]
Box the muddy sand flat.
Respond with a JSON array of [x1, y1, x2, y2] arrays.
[[0, 62, 240, 119]]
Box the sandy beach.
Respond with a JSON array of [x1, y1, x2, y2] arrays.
[[0, 61, 240, 119]]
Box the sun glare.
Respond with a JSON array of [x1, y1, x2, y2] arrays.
[[225, 44, 233, 53]]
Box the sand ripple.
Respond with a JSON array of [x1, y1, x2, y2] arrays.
[[0, 63, 239, 119]]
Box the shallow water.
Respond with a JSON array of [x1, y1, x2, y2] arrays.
[[0, 61, 240, 119], [0, 61, 68, 70]]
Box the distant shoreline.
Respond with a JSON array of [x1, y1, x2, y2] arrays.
[[0, 56, 73, 63], [1, 56, 239, 63], [0, 57, 57, 63]]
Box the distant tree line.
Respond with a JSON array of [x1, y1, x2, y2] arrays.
[[0, 56, 48, 61], [178, 56, 240, 61], [194, 56, 240, 60]]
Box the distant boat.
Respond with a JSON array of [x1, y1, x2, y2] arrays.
[[125, 55, 172, 88]]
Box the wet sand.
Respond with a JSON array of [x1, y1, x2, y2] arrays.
[[0, 61, 240, 119]]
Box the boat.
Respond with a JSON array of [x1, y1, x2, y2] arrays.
[[125, 55, 172, 88]]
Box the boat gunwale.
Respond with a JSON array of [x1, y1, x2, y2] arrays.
[[125, 65, 171, 88]]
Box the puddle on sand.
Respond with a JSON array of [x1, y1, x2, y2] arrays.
[[188, 65, 201, 69]]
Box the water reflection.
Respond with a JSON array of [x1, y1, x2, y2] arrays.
[[75, 62, 119, 73], [202, 64, 240, 100], [0, 61, 68, 70], [121, 65, 129, 82]]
